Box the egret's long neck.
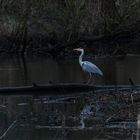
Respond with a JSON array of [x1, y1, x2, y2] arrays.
[[79, 50, 84, 66]]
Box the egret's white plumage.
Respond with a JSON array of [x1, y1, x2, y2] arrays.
[[73, 48, 103, 84], [81, 61, 103, 75]]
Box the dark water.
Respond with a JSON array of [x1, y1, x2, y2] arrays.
[[0, 55, 140, 86], [0, 55, 140, 140]]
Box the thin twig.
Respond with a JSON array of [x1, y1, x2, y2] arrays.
[[0, 120, 17, 140]]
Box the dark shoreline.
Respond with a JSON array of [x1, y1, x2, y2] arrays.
[[0, 31, 140, 58]]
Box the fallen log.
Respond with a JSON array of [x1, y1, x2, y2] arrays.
[[0, 83, 139, 96], [0, 83, 94, 96]]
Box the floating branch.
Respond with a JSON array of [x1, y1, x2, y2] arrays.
[[28, 121, 136, 130]]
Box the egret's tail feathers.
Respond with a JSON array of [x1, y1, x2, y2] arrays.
[[97, 69, 103, 76], [99, 70, 103, 76]]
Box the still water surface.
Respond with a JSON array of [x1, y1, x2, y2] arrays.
[[0, 55, 140, 86], [0, 55, 140, 140]]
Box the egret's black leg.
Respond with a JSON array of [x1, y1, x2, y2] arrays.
[[90, 74, 94, 85], [87, 73, 92, 84], [90, 74, 95, 85]]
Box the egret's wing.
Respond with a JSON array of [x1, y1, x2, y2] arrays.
[[82, 61, 103, 75]]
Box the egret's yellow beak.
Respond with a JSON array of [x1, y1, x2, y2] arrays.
[[73, 48, 80, 51]]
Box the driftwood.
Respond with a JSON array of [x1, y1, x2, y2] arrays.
[[0, 83, 139, 96]]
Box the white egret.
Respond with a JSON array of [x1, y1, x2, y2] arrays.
[[73, 48, 103, 84]]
